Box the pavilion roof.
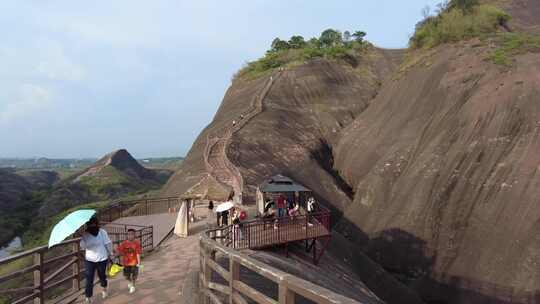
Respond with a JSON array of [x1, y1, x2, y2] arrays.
[[259, 174, 311, 193]]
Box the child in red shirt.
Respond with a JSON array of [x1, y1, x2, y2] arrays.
[[116, 229, 142, 294]]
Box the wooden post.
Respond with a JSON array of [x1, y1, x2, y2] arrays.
[[313, 239, 316, 264], [33, 251, 44, 304], [278, 282, 295, 304], [202, 249, 212, 304], [229, 256, 240, 304], [305, 214, 308, 240], [72, 242, 81, 291]]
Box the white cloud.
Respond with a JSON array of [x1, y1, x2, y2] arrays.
[[0, 84, 54, 125], [35, 40, 86, 82]]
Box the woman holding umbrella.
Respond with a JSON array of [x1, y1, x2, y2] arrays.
[[80, 216, 113, 303]]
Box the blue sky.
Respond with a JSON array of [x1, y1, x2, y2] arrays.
[[0, 0, 441, 158]]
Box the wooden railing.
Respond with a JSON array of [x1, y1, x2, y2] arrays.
[[208, 208, 331, 251], [200, 225, 361, 304], [97, 196, 181, 223], [0, 222, 153, 304], [0, 238, 81, 304], [105, 223, 153, 253]]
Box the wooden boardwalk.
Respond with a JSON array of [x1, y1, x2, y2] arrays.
[[208, 209, 332, 266], [111, 213, 177, 247], [71, 221, 206, 304], [232, 219, 330, 249]]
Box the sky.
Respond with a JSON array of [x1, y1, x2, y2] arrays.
[[0, 0, 442, 159]]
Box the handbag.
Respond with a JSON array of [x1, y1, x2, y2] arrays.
[[107, 257, 123, 278]]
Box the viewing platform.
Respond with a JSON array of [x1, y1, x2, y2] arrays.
[[0, 197, 364, 304]]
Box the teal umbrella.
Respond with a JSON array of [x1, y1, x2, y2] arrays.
[[48, 209, 96, 248]]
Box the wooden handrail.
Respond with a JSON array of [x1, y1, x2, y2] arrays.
[[0, 215, 156, 304], [200, 222, 362, 304], [0, 238, 80, 266]]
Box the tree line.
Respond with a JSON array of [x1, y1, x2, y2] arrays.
[[269, 29, 367, 53]]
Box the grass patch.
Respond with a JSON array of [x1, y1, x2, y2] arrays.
[[489, 32, 540, 65], [410, 4, 510, 49], [78, 166, 138, 197]]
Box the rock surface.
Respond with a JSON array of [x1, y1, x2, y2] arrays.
[[164, 1, 540, 303], [163, 48, 402, 206], [334, 42, 540, 304]]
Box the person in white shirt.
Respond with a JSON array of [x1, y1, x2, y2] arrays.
[[80, 216, 112, 303], [307, 197, 316, 226]]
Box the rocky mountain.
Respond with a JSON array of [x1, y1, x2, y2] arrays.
[[38, 149, 172, 217], [332, 2, 540, 303], [163, 48, 402, 203], [164, 1, 540, 303]]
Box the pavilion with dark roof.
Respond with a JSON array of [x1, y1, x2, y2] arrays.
[[256, 174, 311, 215]]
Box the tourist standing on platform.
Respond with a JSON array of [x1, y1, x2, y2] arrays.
[[216, 210, 222, 227], [232, 208, 241, 243], [276, 194, 286, 218], [80, 216, 113, 303], [208, 201, 214, 227], [307, 197, 316, 226], [116, 229, 142, 294], [222, 209, 230, 226], [288, 202, 299, 220]]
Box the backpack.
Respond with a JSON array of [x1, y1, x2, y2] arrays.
[[239, 211, 247, 220]]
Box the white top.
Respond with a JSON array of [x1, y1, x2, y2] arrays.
[[80, 228, 112, 262], [307, 198, 315, 212]]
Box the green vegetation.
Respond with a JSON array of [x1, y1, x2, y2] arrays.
[[409, 0, 540, 67], [410, 1, 510, 49], [236, 28, 370, 79], [489, 33, 540, 65], [22, 200, 110, 248], [0, 190, 48, 247], [0, 200, 111, 304], [78, 166, 138, 196]]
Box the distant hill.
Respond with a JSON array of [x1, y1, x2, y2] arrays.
[[38, 149, 173, 217], [0, 169, 58, 246], [0, 156, 183, 180], [137, 157, 184, 171], [16, 170, 60, 190], [0, 158, 96, 170]]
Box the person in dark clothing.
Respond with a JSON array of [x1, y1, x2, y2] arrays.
[[207, 201, 215, 227], [222, 209, 229, 226], [216, 211, 222, 227], [276, 194, 286, 218]]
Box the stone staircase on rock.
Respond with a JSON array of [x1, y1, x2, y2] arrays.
[[204, 71, 282, 204]]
